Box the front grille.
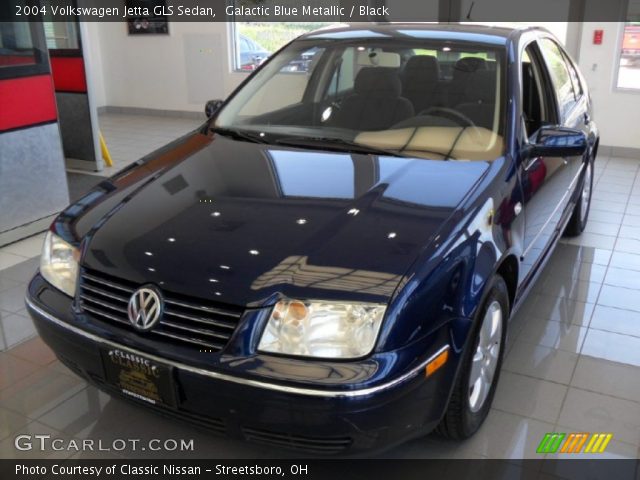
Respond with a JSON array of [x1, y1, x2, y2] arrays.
[[241, 427, 352, 454], [78, 268, 243, 351]]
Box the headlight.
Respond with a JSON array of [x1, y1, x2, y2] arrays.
[[40, 231, 80, 297], [258, 299, 386, 359]]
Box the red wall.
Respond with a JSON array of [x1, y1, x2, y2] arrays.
[[0, 75, 58, 132], [50, 56, 87, 93]]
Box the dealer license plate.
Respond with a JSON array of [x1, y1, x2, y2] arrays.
[[100, 348, 177, 408]]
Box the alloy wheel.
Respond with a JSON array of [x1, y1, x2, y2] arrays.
[[468, 300, 503, 413], [580, 162, 592, 223]]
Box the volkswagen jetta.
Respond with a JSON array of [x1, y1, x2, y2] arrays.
[[26, 24, 598, 454]]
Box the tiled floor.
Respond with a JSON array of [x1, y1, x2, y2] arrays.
[[1, 142, 640, 458], [79, 112, 203, 177]]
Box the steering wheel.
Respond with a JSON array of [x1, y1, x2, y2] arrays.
[[419, 107, 477, 128]]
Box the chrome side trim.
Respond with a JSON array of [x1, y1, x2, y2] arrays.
[[521, 162, 585, 259], [26, 296, 450, 398]]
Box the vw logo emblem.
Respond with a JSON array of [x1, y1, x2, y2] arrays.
[[127, 286, 163, 331]]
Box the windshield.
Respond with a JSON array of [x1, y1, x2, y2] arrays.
[[215, 36, 506, 161]]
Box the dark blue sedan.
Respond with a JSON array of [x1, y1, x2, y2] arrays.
[[26, 24, 598, 454]]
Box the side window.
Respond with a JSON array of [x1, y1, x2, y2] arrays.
[[563, 52, 583, 99], [521, 44, 552, 138], [0, 19, 48, 79], [538, 38, 576, 119]]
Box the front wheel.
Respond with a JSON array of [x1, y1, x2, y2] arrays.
[[564, 158, 593, 237], [436, 275, 509, 440]]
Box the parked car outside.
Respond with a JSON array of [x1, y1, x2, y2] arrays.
[[27, 24, 598, 454], [238, 34, 270, 70]]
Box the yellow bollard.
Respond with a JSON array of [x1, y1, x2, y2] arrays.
[[99, 131, 113, 167]]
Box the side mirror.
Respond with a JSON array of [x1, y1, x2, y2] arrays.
[[205, 99, 224, 118], [523, 125, 588, 158]]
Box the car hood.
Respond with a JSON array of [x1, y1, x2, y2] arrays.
[[81, 135, 490, 307]]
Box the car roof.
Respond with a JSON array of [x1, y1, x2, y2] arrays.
[[301, 23, 546, 46]]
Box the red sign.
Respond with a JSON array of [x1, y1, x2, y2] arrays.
[[593, 30, 604, 45]]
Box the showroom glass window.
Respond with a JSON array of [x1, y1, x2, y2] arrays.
[[40, 0, 81, 54], [43, 21, 80, 50], [0, 17, 48, 79], [231, 21, 333, 71], [617, 1, 640, 90]]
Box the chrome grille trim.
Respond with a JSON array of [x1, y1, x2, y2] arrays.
[[160, 320, 231, 340], [163, 310, 236, 329], [83, 273, 134, 293], [82, 304, 130, 325], [78, 268, 242, 352], [80, 295, 127, 314], [81, 284, 129, 303], [164, 298, 241, 318]]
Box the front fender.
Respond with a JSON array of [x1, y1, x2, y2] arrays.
[[377, 158, 519, 356]]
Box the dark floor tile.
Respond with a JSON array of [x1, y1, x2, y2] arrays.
[[0, 257, 39, 284], [8, 337, 57, 366], [0, 313, 37, 350], [0, 286, 29, 314]]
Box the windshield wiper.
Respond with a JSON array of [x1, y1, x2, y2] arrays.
[[211, 126, 267, 144], [273, 136, 406, 157]]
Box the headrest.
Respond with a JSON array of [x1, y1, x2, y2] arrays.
[[354, 67, 402, 97], [464, 70, 497, 104], [402, 55, 439, 85], [356, 50, 401, 68], [454, 57, 488, 75]]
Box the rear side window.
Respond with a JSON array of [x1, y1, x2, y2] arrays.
[[563, 53, 584, 98], [538, 38, 576, 119]]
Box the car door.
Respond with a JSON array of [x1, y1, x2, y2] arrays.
[[518, 38, 581, 281]]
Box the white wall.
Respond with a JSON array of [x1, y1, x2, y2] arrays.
[[83, 22, 106, 108], [577, 22, 640, 150], [87, 22, 247, 112]]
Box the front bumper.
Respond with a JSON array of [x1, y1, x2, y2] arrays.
[[26, 275, 456, 454]]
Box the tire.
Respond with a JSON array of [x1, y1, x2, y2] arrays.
[[564, 157, 593, 237], [436, 275, 509, 440]]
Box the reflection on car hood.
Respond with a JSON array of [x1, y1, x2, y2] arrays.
[[81, 135, 490, 307]]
